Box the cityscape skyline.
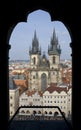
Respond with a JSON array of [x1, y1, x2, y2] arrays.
[[9, 10, 72, 61]]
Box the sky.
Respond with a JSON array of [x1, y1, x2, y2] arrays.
[[9, 9, 71, 61]]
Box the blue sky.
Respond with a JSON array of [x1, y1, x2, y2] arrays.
[[9, 9, 71, 60]]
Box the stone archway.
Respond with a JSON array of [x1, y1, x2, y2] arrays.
[[0, 1, 81, 130], [54, 111, 59, 117]]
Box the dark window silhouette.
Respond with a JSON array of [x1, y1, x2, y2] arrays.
[[41, 73, 47, 92], [53, 56, 55, 63], [33, 57, 36, 64]]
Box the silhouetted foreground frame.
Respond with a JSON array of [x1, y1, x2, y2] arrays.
[[9, 105, 72, 130]]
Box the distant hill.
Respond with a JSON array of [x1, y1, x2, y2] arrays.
[[9, 59, 30, 63]]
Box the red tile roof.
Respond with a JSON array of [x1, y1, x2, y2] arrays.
[[14, 79, 28, 88], [45, 83, 68, 93], [26, 90, 43, 97], [14, 79, 28, 95]]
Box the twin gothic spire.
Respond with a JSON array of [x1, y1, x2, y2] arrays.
[[29, 29, 61, 56]]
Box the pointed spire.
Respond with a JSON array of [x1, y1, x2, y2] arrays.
[[52, 28, 56, 40], [48, 29, 61, 55], [29, 30, 41, 55], [51, 28, 58, 45], [34, 30, 37, 39], [32, 30, 38, 46]]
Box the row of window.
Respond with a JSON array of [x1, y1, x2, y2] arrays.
[[44, 100, 67, 103], [21, 98, 40, 101], [19, 111, 60, 115], [30, 72, 57, 79], [44, 96, 67, 98], [32, 56, 56, 65]]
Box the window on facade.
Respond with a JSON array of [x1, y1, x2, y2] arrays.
[[49, 111, 52, 114], [33, 57, 36, 65], [41, 73, 47, 92], [53, 56, 55, 64], [10, 96, 12, 99], [26, 110, 30, 114], [10, 104, 13, 107], [11, 111, 13, 114], [33, 76, 35, 79], [21, 110, 25, 113]]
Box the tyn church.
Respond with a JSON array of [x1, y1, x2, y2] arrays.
[[28, 30, 62, 92]]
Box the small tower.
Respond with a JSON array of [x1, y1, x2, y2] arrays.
[[29, 30, 41, 69], [48, 29, 61, 69]]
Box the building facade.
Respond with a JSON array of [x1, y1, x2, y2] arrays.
[[43, 85, 72, 117], [19, 86, 72, 118], [19, 90, 43, 115], [28, 30, 62, 92], [9, 77, 19, 117]]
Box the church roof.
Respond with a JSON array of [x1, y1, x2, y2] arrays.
[[26, 90, 43, 97]]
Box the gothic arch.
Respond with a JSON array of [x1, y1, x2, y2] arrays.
[[26, 110, 30, 114], [41, 73, 47, 92], [38, 111, 41, 114], [54, 111, 59, 117], [0, 1, 81, 130], [21, 110, 25, 114], [44, 111, 48, 115], [49, 111, 52, 115]]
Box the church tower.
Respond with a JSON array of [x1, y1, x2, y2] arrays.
[[29, 30, 41, 69], [48, 29, 61, 69], [28, 30, 62, 91], [48, 29, 62, 84]]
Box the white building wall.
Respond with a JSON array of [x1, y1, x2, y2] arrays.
[[19, 88, 72, 118], [67, 88, 72, 117], [9, 88, 19, 117], [43, 90, 70, 117], [19, 91, 43, 115]]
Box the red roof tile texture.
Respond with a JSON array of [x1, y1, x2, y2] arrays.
[[45, 83, 69, 93]]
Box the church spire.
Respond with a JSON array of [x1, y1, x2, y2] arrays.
[[29, 30, 41, 55], [48, 29, 61, 55]]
